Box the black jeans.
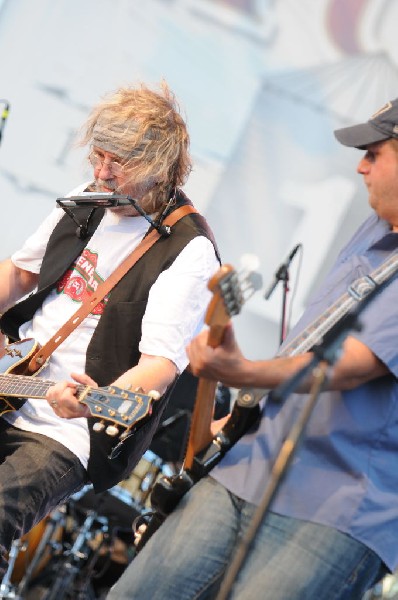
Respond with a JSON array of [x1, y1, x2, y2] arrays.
[[0, 419, 87, 577]]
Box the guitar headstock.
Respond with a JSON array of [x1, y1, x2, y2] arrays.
[[205, 264, 262, 347], [79, 386, 160, 438]]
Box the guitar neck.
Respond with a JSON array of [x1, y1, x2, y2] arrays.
[[183, 310, 230, 470], [183, 378, 218, 469], [280, 252, 398, 358], [0, 374, 85, 400]]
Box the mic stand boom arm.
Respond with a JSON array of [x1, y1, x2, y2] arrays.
[[263, 244, 302, 345]]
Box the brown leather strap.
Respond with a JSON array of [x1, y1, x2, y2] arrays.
[[27, 205, 198, 374]]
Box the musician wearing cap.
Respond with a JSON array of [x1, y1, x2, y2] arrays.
[[108, 100, 398, 599], [0, 81, 220, 579]]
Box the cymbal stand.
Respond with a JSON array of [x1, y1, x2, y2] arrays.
[[43, 510, 108, 600], [17, 506, 67, 597], [0, 538, 26, 599], [0, 506, 66, 600]]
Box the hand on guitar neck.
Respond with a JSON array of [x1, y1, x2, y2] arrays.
[[46, 372, 97, 419], [187, 322, 250, 388], [0, 338, 161, 438]]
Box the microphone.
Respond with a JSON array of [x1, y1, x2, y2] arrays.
[[57, 193, 171, 237], [264, 243, 302, 300], [0, 101, 10, 144]]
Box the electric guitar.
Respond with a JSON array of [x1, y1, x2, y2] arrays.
[[0, 338, 159, 438], [135, 263, 262, 549]]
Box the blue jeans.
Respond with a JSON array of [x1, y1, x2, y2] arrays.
[[108, 476, 384, 600], [0, 419, 87, 577]]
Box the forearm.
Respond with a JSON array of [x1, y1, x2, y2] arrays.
[[0, 259, 38, 313], [112, 354, 178, 396], [188, 327, 388, 392], [244, 343, 388, 393], [232, 354, 315, 390]]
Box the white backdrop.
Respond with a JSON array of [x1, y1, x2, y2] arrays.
[[1, 0, 398, 358]]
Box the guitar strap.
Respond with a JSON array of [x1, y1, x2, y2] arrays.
[[27, 205, 198, 374]]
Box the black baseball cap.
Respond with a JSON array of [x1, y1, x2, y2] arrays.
[[334, 98, 398, 149]]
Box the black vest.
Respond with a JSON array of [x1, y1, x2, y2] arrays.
[[0, 192, 220, 491]]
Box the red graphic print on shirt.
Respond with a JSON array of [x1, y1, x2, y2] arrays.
[[56, 248, 108, 315]]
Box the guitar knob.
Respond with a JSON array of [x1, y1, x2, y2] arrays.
[[148, 390, 161, 400], [93, 421, 105, 432], [105, 424, 119, 437]]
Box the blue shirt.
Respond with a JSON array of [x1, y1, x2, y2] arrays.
[[212, 213, 398, 571]]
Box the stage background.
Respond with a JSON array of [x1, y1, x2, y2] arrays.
[[1, 0, 398, 358]]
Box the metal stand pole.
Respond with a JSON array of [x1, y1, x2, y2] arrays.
[[216, 363, 330, 600], [216, 307, 363, 600]]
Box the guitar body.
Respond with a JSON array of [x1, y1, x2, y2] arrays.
[[0, 339, 40, 415]]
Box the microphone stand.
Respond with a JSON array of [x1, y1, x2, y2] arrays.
[[264, 244, 301, 345], [279, 264, 289, 345], [216, 310, 362, 600]]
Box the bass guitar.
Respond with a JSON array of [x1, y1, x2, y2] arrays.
[[135, 250, 398, 549], [135, 263, 262, 549], [0, 338, 159, 438]]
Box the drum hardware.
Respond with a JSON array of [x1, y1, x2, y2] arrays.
[[16, 507, 67, 597], [0, 538, 26, 599], [0, 506, 66, 600], [118, 450, 176, 509], [0, 505, 108, 599], [35, 511, 109, 600], [0, 452, 179, 598]]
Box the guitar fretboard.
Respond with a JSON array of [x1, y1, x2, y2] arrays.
[[237, 251, 398, 406], [279, 252, 398, 357], [0, 374, 85, 399]]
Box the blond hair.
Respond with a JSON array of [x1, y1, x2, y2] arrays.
[[80, 81, 192, 213]]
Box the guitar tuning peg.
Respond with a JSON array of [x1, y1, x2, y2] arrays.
[[105, 424, 119, 437], [93, 421, 105, 432], [148, 390, 161, 400]]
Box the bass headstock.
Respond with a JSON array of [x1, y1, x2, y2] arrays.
[[205, 263, 262, 347]]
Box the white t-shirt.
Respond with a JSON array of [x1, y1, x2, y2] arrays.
[[4, 191, 219, 468]]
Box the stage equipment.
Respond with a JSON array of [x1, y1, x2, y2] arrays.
[[264, 243, 302, 344]]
